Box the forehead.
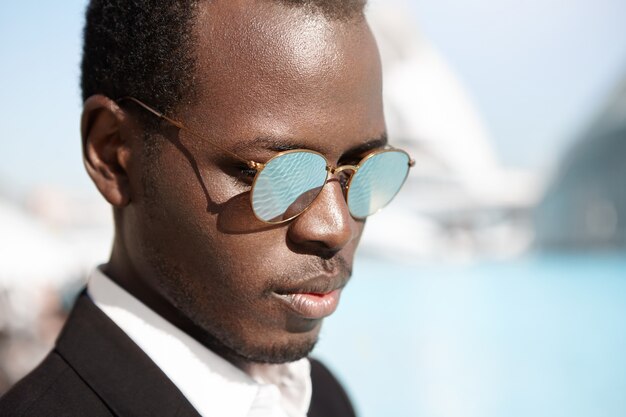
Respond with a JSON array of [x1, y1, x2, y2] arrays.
[[184, 0, 384, 156]]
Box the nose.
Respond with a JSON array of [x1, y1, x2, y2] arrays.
[[287, 179, 360, 257]]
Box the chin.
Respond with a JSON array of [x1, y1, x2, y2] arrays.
[[191, 319, 321, 365], [227, 323, 324, 364], [237, 317, 327, 363], [236, 338, 318, 364]]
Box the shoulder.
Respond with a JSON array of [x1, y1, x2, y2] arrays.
[[308, 358, 357, 417], [0, 350, 112, 417]]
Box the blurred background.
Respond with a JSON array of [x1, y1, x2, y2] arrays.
[[1, 0, 626, 416]]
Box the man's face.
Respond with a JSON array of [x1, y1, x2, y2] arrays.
[[122, 1, 385, 363]]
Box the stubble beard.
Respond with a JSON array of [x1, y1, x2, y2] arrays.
[[145, 246, 318, 365], [193, 323, 319, 365]]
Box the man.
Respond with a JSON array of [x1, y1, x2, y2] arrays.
[[0, 0, 412, 415]]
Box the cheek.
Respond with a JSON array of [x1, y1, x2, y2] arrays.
[[131, 159, 284, 293], [127, 152, 226, 278]]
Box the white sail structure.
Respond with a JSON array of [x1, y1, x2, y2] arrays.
[[361, 3, 540, 260]]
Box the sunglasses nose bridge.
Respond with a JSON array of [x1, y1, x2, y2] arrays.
[[326, 164, 358, 196], [329, 165, 358, 175]]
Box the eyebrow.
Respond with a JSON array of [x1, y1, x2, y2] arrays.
[[343, 134, 388, 156], [232, 133, 388, 157]]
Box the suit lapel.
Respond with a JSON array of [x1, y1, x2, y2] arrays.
[[55, 293, 201, 417]]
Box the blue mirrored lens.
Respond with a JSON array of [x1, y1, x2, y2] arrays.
[[347, 151, 410, 218], [252, 151, 328, 222]]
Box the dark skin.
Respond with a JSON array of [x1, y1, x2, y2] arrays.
[[81, 0, 385, 365]]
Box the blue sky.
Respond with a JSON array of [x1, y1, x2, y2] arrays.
[[1, 0, 625, 193], [407, 0, 626, 169]]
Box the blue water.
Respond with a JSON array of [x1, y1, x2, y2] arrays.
[[313, 253, 626, 417]]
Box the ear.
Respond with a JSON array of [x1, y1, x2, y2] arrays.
[[81, 95, 132, 207]]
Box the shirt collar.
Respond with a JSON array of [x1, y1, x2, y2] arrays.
[[87, 266, 311, 417]]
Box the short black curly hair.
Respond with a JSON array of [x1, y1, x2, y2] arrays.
[[80, 0, 367, 114]]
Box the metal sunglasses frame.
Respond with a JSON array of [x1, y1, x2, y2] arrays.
[[117, 96, 415, 224]]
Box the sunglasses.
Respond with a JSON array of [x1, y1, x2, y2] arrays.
[[118, 97, 414, 224]]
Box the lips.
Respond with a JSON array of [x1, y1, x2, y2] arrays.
[[272, 274, 347, 320], [273, 289, 342, 319]]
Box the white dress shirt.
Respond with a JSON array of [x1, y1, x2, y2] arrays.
[[87, 267, 312, 417]]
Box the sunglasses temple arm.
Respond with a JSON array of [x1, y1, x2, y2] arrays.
[[117, 96, 260, 170], [179, 128, 261, 169]]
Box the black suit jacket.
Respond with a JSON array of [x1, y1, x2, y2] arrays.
[[0, 293, 356, 417]]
